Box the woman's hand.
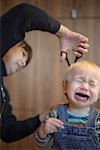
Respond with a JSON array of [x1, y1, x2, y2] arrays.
[[56, 25, 89, 62]]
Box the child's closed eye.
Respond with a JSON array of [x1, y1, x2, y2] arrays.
[[89, 82, 96, 87], [74, 79, 83, 83]]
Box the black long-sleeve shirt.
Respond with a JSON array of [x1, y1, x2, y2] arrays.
[[0, 3, 60, 143], [1, 3, 60, 57]]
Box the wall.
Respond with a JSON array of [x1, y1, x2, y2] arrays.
[[1, 0, 100, 149]]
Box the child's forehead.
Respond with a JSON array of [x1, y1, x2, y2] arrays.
[[73, 68, 95, 74], [72, 68, 100, 81]]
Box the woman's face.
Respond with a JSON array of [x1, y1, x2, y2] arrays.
[[3, 45, 28, 75]]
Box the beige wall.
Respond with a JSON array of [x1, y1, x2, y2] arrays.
[[1, 0, 100, 149]]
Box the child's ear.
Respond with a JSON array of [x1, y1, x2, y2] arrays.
[[62, 81, 68, 94]]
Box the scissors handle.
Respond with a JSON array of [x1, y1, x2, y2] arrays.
[[74, 52, 83, 63], [60, 51, 70, 66], [60, 51, 83, 66]]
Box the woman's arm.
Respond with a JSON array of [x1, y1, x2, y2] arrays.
[[1, 3, 60, 57], [1, 86, 41, 143], [1, 3, 89, 60]]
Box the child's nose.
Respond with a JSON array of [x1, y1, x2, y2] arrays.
[[80, 83, 89, 91]]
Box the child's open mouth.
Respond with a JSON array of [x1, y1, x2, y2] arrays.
[[75, 92, 90, 102]]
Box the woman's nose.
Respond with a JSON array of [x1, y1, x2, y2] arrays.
[[20, 59, 26, 67]]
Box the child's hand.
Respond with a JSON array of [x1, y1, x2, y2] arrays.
[[38, 117, 64, 138]]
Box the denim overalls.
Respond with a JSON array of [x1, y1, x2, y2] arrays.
[[50, 104, 100, 150]]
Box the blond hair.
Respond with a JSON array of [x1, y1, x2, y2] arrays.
[[63, 60, 100, 83]]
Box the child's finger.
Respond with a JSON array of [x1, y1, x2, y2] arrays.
[[50, 118, 64, 129]]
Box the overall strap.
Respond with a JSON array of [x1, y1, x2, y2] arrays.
[[57, 104, 68, 124], [87, 107, 99, 128]]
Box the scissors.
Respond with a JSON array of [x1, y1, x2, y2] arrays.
[[60, 51, 83, 66]]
